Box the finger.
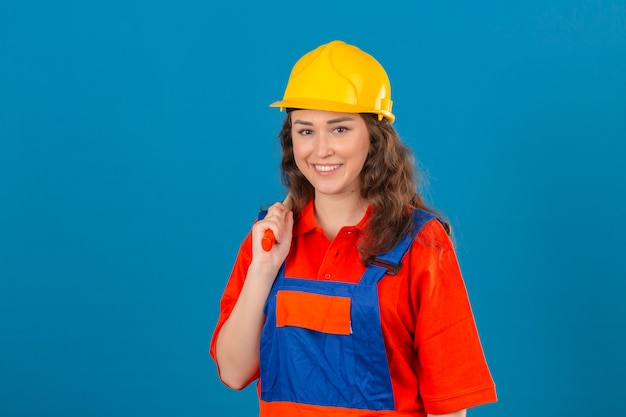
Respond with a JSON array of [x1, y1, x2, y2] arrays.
[[265, 202, 287, 218], [273, 210, 294, 245]]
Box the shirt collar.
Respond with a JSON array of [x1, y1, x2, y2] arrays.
[[293, 198, 372, 237]]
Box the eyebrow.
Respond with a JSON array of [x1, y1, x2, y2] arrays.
[[292, 116, 356, 126]]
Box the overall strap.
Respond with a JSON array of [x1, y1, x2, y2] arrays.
[[364, 209, 440, 277]]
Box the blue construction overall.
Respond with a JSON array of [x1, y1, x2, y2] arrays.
[[258, 209, 437, 415]]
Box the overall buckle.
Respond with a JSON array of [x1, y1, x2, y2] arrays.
[[366, 257, 402, 275]]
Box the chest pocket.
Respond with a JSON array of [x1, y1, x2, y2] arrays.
[[276, 290, 351, 335]]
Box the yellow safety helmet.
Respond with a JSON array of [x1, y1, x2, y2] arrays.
[[270, 40, 395, 122]]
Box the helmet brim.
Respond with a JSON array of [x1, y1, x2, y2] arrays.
[[270, 98, 395, 123]]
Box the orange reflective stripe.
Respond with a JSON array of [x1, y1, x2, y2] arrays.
[[276, 290, 351, 335], [260, 400, 420, 417]]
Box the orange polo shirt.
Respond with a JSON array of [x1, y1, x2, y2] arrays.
[[210, 200, 497, 415]]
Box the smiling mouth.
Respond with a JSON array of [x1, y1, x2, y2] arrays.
[[313, 164, 341, 172]]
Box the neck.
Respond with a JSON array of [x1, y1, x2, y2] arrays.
[[313, 192, 369, 241]]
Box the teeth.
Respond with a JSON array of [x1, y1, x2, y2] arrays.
[[315, 165, 340, 172]]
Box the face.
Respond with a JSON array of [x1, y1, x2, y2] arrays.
[[290, 110, 370, 200]]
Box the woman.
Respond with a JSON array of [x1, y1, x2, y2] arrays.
[[210, 40, 497, 417]]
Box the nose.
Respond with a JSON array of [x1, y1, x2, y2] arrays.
[[314, 132, 333, 158]]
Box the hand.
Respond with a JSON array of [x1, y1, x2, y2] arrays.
[[250, 201, 294, 271]]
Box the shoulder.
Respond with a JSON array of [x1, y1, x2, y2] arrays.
[[406, 216, 459, 276], [412, 213, 453, 250]]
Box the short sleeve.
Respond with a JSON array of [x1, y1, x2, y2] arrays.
[[409, 219, 497, 414]]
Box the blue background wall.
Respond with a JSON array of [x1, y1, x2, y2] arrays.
[[1, 1, 625, 415]]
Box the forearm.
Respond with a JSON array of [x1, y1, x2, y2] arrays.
[[215, 263, 278, 389], [427, 410, 466, 417]]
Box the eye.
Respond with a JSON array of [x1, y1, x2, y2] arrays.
[[297, 129, 313, 136], [333, 126, 349, 134]]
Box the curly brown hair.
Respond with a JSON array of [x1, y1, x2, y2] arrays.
[[279, 113, 448, 263]]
